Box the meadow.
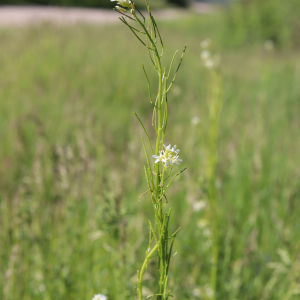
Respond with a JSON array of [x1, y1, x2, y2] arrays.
[[1, 7, 300, 300]]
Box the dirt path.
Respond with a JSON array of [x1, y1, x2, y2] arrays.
[[0, 4, 211, 27]]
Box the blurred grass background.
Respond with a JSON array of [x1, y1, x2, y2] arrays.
[[1, 1, 300, 299]]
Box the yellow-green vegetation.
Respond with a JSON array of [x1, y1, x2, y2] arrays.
[[1, 11, 300, 300]]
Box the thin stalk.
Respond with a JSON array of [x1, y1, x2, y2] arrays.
[[138, 243, 159, 300], [116, 5, 186, 299], [206, 69, 223, 300], [155, 59, 163, 216]]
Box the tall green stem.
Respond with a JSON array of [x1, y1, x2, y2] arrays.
[[156, 61, 165, 300], [206, 69, 223, 300], [138, 244, 159, 300], [117, 6, 185, 300]]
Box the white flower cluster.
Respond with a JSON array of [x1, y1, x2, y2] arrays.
[[92, 294, 108, 300], [200, 38, 220, 70], [153, 144, 183, 167], [111, 0, 132, 12]]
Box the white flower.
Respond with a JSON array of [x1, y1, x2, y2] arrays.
[[111, 0, 131, 8], [204, 58, 214, 69], [200, 38, 220, 70], [204, 285, 214, 297], [92, 294, 108, 300], [153, 151, 167, 164], [164, 144, 180, 154], [201, 50, 211, 61], [200, 38, 211, 49], [153, 144, 182, 167], [203, 55, 220, 70], [39, 284, 46, 292], [192, 200, 206, 212], [191, 116, 200, 125], [192, 286, 202, 297], [170, 155, 183, 165], [170, 145, 180, 154], [163, 144, 172, 151]]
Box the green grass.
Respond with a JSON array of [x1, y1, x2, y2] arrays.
[[1, 11, 300, 300]]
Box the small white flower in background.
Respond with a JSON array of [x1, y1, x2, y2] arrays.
[[204, 285, 214, 298], [204, 58, 214, 69], [201, 54, 220, 70], [201, 49, 211, 61], [200, 39, 220, 70], [192, 286, 202, 297], [111, 0, 131, 8], [192, 200, 206, 212], [200, 38, 212, 49], [92, 294, 108, 300], [152, 144, 182, 167], [191, 116, 201, 125], [39, 284, 46, 292]]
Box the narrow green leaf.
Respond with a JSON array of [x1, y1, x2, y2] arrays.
[[142, 137, 154, 188], [114, 9, 135, 21], [135, 112, 154, 155], [171, 227, 181, 237], [119, 16, 145, 34], [149, 220, 159, 244], [134, 5, 145, 24], [142, 64, 156, 107], [165, 45, 187, 93], [167, 50, 178, 80], [151, 15, 164, 55], [165, 167, 187, 190]]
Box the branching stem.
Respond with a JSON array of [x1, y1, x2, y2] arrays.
[[116, 4, 186, 300]]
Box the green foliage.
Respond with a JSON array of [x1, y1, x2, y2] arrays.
[[224, 0, 300, 47], [0, 12, 300, 300]]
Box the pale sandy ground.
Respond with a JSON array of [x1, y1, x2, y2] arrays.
[[0, 3, 212, 27]]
